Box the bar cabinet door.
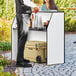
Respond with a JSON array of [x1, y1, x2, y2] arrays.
[[47, 12, 64, 65]]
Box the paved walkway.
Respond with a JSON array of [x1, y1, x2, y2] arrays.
[[2, 34, 76, 76]]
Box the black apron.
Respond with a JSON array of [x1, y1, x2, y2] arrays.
[[15, 0, 32, 62]]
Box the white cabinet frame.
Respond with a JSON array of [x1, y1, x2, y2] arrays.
[[11, 11, 65, 65]]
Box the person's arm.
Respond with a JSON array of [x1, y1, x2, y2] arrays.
[[43, 20, 50, 26], [23, 0, 37, 8]]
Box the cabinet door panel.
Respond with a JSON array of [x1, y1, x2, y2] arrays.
[[47, 13, 64, 65]]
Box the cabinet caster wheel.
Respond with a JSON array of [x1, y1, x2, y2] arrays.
[[36, 56, 41, 63]]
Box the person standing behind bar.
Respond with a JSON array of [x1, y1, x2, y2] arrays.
[[41, 0, 58, 11], [40, 0, 58, 27], [15, 0, 37, 67]]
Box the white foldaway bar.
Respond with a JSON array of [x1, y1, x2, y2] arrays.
[[12, 11, 64, 65]]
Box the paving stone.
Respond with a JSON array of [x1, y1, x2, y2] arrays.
[[24, 68, 32, 73], [33, 72, 41, 76], [1, 34, 76, 76], [71, 70, 76, 76], [25, 73, 33, 76], [15, 68, 24, 75]]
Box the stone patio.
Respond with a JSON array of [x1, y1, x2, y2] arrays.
[[1, 34, 76, 76]]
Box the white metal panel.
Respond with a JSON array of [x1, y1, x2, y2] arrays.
[[36, 13, 52, 23], [12, 12, 64, 64], [12, 17, 18, 61], [28, 30, 46, 42], [47, 13, 64, 65]]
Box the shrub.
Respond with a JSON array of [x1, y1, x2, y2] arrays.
[[55, 0, 76, 32], [0, 41, 11, 51], [0, 19, 12, 41]]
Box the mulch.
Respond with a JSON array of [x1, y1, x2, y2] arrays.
[[0, 51, 17, 73], [4, 60, 17, 73], [0, 50, 11, 54], [65, 32, 76, 35]]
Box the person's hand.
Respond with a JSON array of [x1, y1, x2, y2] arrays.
[[44, 22, 48, 26], [32, 7, 39, 13], [44, 21, 49, 26], [44, 20, 50, 26]]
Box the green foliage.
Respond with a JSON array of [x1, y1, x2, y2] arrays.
[[0, 57, 16, 76], [0, 0, 15, 43], [55, 0, 76, 32], [0, 19, 11, 41], [0, 41, 3, 51], [0, 55, 8, 66], [0, 41, 11, 51], [0, 0, 4, 5], [34, 0, 43, 4], [0, 66, 4, 72], [0, 0, 15, 20], [3, 41, 11, 51], [0, 0, 76, 44], [0, 66, 16, 76], [0, 59, 8, 67]]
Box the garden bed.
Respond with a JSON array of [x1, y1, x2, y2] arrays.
[[65, 32, 76, 35]]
